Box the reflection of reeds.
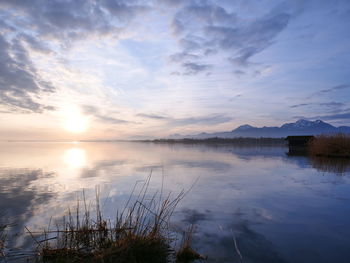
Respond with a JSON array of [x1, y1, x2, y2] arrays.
[[309, 134, 350, 158], [25, 175, 197, 263], [310, 156, 350, 174]]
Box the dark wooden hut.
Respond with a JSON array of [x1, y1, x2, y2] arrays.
[[285, 135, 314, 155]]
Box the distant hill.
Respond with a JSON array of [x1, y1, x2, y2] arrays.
[[168, 119, 350, 139]]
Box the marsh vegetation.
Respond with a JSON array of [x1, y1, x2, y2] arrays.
[[309, 134, 350, 158]]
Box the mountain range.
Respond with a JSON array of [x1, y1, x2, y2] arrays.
[[168, 119, 350, 139]]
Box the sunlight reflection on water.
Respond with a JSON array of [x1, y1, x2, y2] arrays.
[[63, 147, 86, 168]]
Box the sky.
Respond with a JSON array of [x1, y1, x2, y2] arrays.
[[0, 0, 350, 140]]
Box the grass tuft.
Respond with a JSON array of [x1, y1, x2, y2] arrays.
[[94, 234, 171, 263]]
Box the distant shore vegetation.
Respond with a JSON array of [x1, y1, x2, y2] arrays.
[[146, 137, 286, 146]]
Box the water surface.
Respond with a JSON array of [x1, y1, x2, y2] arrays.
[[1, 142, 350, 263]]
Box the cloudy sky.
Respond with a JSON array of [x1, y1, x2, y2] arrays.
[[0, 0, 350, 140]]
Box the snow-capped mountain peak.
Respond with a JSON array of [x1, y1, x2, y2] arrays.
[[280, 119, 331, 130], [295, 119, 314, 127]]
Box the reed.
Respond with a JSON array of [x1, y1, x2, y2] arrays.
[[309, 134, 350, 158], [32, 175, 197, 263]]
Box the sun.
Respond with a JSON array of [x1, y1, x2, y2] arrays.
[[65, 116, 88, 133], [63, 106, 89, 133]]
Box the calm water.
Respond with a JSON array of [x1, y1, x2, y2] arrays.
[[1, 142, 350, 263]]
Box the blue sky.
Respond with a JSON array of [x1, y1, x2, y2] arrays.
[[0, 0, 349, 140]]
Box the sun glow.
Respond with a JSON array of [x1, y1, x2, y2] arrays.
[[63, 106, 89, 133], [63, 147, 86, 168]]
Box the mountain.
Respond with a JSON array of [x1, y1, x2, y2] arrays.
[[168, 119, 350, 139], [280, 119, 334, 131], [234, 124, 256, 131]]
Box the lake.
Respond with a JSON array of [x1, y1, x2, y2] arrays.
[[1, 141, 350, 263]]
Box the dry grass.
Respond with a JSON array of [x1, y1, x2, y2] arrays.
[[28, 175, 199, 263], [309, 134, 350, 158]]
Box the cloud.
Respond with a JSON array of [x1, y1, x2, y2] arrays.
[[208, 13, 290, 66], [171, 114, 232, 126], [171, 17, 185, 35], [0, 0, 150, 112], [204, 48, 217, 56], [179, 36, 204, 51], [182, 62, 212, 75], [312, 111, 350, 121], [0, 35, 55, 113], [137, 113, 168, 120], [320, 84, 350, 93], [138, 112, 232, 126], [18, 33, 53, 54], [234, 70, 245, 76], [0, 0, 149, 42], [95, 115, 130, 124], [290, 102, 344, 109], [319, 102, 344, 107], [290, 103, 310, 108], [306, 84, 350, 99], [101, 0, 150, 20], [168, 52, 199, 62], [229, 94, 243, 101], [82, 105, 130, 124], [173, 2, 237, 34], [170, 2, 291, 69]]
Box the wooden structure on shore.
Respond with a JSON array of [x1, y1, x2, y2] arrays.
[[285, 135, 314, 155]]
